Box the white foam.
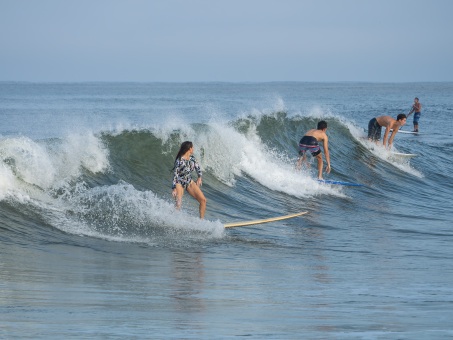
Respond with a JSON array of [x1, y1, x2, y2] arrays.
[[0, 136, 57, 189], [354, 135, 423, 178], [0, 132, 110, 200], [239, 140, 344, 198], [0, 161, 22, 201], [56, 181, 225, 242]]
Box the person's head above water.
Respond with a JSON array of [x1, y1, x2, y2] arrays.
[[397, 113, 407, 122], [317, 121, 327, 130]]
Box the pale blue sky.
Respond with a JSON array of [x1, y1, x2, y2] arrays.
[[1, 0, 452, 82]]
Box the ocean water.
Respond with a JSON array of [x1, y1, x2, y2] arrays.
[[1, 82, 453, 339]]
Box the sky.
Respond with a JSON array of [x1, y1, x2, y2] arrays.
[[1, 0, 452, 82]]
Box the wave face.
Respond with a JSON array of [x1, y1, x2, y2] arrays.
[[2, 103, 451, 246]]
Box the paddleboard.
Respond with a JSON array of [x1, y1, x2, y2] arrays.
[[390, 152, 418, 158], [317, 179, 364, 187], [224, 211, 308, 228]]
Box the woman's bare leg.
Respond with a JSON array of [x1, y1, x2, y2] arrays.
[[187, 182, 207, 219], [174, 184, 184, 210]]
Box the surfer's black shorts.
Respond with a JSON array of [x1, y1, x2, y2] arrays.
[[299, 136, 321, 157], [413, 112, 421, 124], [368, 117, 382, 141]]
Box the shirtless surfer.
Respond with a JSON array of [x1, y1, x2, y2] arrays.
[[296, 120, 331, 180], [367, 114, 407, 149]]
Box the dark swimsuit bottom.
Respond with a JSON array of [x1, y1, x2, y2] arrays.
[[299, 136, 321, 157], [368, 117, 382, 141]]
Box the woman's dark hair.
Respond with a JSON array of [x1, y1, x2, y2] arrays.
[[174, 141, 193, 164]]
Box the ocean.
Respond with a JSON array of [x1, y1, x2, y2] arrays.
[[1, 82, 452, 339]]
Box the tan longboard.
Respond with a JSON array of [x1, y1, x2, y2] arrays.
[[224, 211, 308, 228]]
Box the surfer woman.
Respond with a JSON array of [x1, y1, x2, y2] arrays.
[[172, 141, 207, 219]]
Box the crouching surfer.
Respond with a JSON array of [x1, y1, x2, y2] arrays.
[[296, 120, 331, 180]]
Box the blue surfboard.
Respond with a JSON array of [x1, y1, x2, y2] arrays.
[[317, 179, 364, 187]]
